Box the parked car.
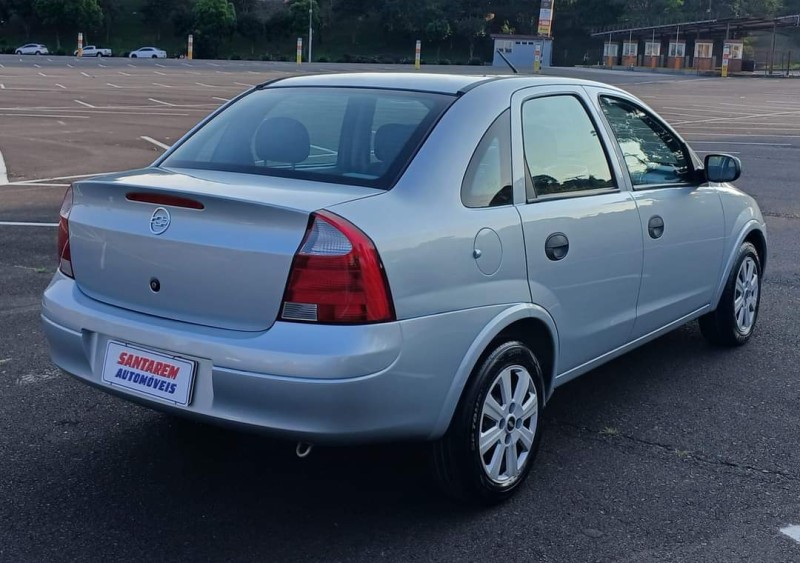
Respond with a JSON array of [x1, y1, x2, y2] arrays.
[[15, 43, 48, 55], [75, 45, 112, 57], [43, 74, 767, 504], [129, 47, 167, 59]]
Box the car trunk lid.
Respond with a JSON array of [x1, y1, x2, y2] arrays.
[[68, 168, 382, 332]]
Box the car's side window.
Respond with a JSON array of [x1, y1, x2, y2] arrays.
[[461, 110, 512, 208], [599, 96, 692, 188], [521, 95, 616, 198]]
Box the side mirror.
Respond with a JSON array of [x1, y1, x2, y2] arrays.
[[704, 154, 742, 183]]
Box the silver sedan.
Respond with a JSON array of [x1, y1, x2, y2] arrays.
[[43, 73, 766, 503]]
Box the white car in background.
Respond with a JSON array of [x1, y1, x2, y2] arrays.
[[15, 43, 49, 55], [129, 47, 167, 59], [76, 45, 112, 57]]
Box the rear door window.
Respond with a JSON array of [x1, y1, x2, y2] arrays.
[[161, 87, 454, 189]]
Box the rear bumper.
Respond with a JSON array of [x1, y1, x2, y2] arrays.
[[42, 273, 507, 444]]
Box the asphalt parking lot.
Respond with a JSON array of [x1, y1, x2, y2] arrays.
[[2, 56, 800, 562]]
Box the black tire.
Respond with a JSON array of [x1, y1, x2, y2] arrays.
[[15, 50, 22, 55], [131, 54, 138, 58], [432, 340, 544, 505], [152, 55, 158, 59], [699, 241, 761, 347], [35, 51, 42, 55], [97, 53, 103, 57]]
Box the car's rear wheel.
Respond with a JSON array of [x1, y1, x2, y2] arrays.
[[15, 50, 22, 55], [35, 51, 42, 55], [97, 53, 103, 57], [131, 54, 138, 58], [432, 340, 544, 504], [700, 241, 761, 347], [152, 55, 158, 59]]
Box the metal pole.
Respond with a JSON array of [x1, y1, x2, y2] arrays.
[[308, 1, 313, 63], [770, 22, 776, 75]]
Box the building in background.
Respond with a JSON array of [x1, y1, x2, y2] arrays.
[[491, 35, 553, 69]]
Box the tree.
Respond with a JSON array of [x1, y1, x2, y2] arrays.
[[286, 0, 320, 39], [98, 0, 119, 43], [237, 11, 264, 54], [34, 0, 103, 49], [193, 0, 237, 58], [141, 0, 177, 41]]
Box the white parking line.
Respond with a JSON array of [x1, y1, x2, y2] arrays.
[[119, 71, 132, 76], [155, 63, 166, 68], [780, 526, 800, 544], [33, 63, 41, 68], [212, 97, 229, 102], [0, 113, 89, 119], [0, 148, 8, 185], [148, 98, 175, 106], [195, 82, 216, 88], [81, 71, 92, 77], [235, 82, 255, 88], [153, 82, 173, 88], [0, 84, 4, 90], [106, 83, 121, 89], [67, 63, 73, 68], [140, 136, 171, 150], [0, 221, 58, 227], [38, 72, 47, 77], [154, 71, 167, 76], [690, 141, 793, 147], [74, 99, 95, 108], [128, 63, 136, 68], [55, 83, 66, 89], [98, 63, 107, 68], [0, 63, 4, 68]]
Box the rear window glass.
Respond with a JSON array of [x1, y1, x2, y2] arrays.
[[161, 87, 453, 189]]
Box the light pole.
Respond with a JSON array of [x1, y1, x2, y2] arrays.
[[308, 1, 313, 63]]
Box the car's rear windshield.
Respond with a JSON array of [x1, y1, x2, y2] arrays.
[[160, 87, 454, 189]]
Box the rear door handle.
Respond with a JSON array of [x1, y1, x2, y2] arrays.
[[545, 233, 569, 261], [648, 216, 665, 239]]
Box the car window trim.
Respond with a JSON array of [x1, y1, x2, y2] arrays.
[[518, 92, 622, 203], [595, 94, 700, 191]]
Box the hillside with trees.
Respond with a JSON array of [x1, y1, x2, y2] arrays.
[[1, 0, 799, 64]]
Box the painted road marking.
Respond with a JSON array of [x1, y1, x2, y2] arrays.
[[780, 526, 800, 544], [106, 83, 121, 89], [690, 141, 793, 147], [74, 99, 95, 108], [66, 63, 73, 68], [140, 136, 171, 150], [119, 71, 132, 76], [38, 72, 48, 77], [195, 82, 216, 88], [212, 97, 230, 102], [33, 63, 41, 68], [55, 83, 66, 89], [0, 221, 58, 227], [81, 71, 92, 77], [0, 148, 7, 184], [235, 82, 255, 88], [153, 82, 173, 88], [148, 98, 175, 106], [156, 63, 166, 68], [0, 84, 4, 90], [154, 71, 167, 76], [0, 113, 89, 119]]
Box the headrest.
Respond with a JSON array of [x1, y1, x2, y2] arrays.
[[374, 124, 416, 163], [254, 117, 310, 164]]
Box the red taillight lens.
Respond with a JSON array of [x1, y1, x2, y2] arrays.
[[281, 211, 395, 324], [58, 186, 74, 278]]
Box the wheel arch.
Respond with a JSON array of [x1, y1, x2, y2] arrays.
[[713, 220, 767, 308], [429, 304, 559, 440]]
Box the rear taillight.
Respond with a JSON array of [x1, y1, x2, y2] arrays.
[[58, 186, 74, 278], [281, 211, 395, 324]]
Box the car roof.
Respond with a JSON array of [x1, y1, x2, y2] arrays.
[[268, 72, 622, 95]]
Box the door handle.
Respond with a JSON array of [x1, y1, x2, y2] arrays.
[[648, 216, 665, 239], [544, 233, 569, 261]]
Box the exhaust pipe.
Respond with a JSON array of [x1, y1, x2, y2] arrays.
[[295, 442, 314, 459]]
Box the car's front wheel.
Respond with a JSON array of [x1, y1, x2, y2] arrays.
[[15, 50, 22, 55], [35, 51, 42, 55], [700, 241, 762, 346], [432, 340, 544, 504], [131, 54, 137, 58]]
